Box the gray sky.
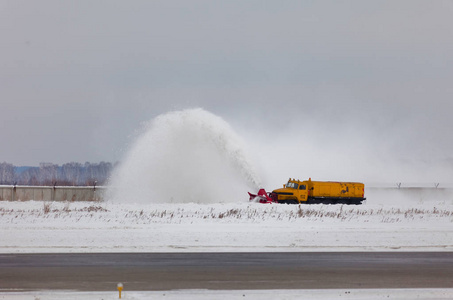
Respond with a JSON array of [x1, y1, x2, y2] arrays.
[[2, 1, 453, 182]]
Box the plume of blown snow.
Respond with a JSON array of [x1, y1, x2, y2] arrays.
[[108, 108, 261, 203]]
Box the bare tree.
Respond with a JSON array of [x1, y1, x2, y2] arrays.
[[10, 161, 115, 186], [0, 162, 15, 185]]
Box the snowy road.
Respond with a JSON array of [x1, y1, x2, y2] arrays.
[[1, 252, 453, 291]]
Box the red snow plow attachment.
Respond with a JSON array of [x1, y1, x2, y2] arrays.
[[248, 189, 275, 204]]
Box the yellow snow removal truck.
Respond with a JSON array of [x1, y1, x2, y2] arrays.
[[249, 178, 366, 205]]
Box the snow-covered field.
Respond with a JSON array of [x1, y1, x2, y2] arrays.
[[1, 188, 452, 253]]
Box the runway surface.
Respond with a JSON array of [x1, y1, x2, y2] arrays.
[[1, 252, 452, 291]]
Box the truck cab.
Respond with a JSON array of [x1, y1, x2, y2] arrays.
[[271, 178, 309, 204]]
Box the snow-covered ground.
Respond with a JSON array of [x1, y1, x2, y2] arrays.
[[1, 189, 452, 299], [2, 288, 453, 300], [1, 189, 452, 253]]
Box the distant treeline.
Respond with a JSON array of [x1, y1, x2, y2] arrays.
[[0, 162, 117, 186]]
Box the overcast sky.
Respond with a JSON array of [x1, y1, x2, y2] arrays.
[[2, 0, 453, 182]]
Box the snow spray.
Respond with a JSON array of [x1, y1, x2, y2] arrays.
[[108, 108, 261, 203]]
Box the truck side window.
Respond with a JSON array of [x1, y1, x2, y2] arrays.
[[299, 185, 306, 190]]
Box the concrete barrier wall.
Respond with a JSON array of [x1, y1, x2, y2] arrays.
[[0, 185, 451, 202], [0, 186, 105, 202]]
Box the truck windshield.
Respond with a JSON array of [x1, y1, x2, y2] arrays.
[[286, 182, 298, 189]]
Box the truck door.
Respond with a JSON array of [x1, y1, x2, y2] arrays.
[[298, 184, 308, 202]]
